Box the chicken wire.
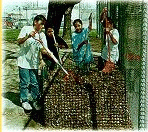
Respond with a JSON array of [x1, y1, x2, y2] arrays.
[[42, 52, 132, 130]]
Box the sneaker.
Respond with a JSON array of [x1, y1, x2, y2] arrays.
[[33, 101, 41, 110], [22, 102, 32, 110]]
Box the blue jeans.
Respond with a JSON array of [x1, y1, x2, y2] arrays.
[[19, 67, 40, 102]]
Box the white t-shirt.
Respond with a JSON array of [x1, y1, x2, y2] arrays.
[[17, 26, 48, 69], [101, 28, 119, 63]]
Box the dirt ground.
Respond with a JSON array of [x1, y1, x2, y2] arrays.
[[2, 40, 47, 131], [2, 37, 101, 131]]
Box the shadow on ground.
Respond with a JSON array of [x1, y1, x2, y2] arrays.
[[3, 92, 45, 130], [23, 109, 45, 130], [3, 92, 21, 107]]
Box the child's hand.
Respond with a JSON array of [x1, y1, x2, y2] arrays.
[[29, 31, 37, 38], [55, 42, 65, 49], [100, 7, 108, 23], [83, 40, 88, 45], [102, 7, 108, 13], [58, 44, 65, 49], [106, 28, 110, 34], [41, 48, 47, 55], [54, 42, 58, 47], [39, 59, 45, 70]]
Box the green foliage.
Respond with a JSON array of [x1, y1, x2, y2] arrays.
[[3, 29, 21, 43], [89, 29, 98, 38]]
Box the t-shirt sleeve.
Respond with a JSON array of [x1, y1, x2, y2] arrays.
[[17, 26, 27, 39], [40, 33, 48, 48], [112, 29, 119, 44]]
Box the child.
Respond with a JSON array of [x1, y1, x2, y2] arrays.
[[43, 24, 68, 70], [98, 14, 119, 72], [72, 14, 93, 72], [17, 15, 48, 111]]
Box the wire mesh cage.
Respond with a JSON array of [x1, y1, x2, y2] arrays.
[[42, 52, 132, 130]]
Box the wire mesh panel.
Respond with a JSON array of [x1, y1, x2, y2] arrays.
[[138, 2, 148, 130], [96, 0, 148, 130], [121, 2, 142, 129], [95, 70, 132, 129], [43, 52, 132, 130], [118, 1, 147, 130], [44, 54, 92, 129]]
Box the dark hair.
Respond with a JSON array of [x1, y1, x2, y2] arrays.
[[102, 17, 114, 28], [45, 22, 54, 29], [44, 22, 54, 35], [73, 19, 83, 26], [33, 15, 46, 26]]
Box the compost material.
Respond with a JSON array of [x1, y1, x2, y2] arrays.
[[43, 55, 132, 130]]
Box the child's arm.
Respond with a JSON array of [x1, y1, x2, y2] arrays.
[[39, 50, 46, 70], [108, 32, 118, 44], [77, 40, 88, 51], [106, 29, 118, 44], [56, 36, 69, 49], [17, 31, 36, 44], [77, 13, 92, 50], [40, 48, 54, 61], [17, 33, 31, 44], [88, 13, 92, 30]]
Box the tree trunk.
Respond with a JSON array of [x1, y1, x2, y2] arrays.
[[47, 2, 67, 36], [47, 1, 81, 36], [62, 6, 74, 40]]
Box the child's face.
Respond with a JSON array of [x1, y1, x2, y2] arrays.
[[34, 20, 46, 32], [105, 21, 113, 30], [74, 22, 82, 33], [46, 28, 54, 37]]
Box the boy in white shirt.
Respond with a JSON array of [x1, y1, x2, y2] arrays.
[[17, 15, 48, 111]]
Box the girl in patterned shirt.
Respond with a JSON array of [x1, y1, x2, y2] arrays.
[[72, 14, 93, 72]]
